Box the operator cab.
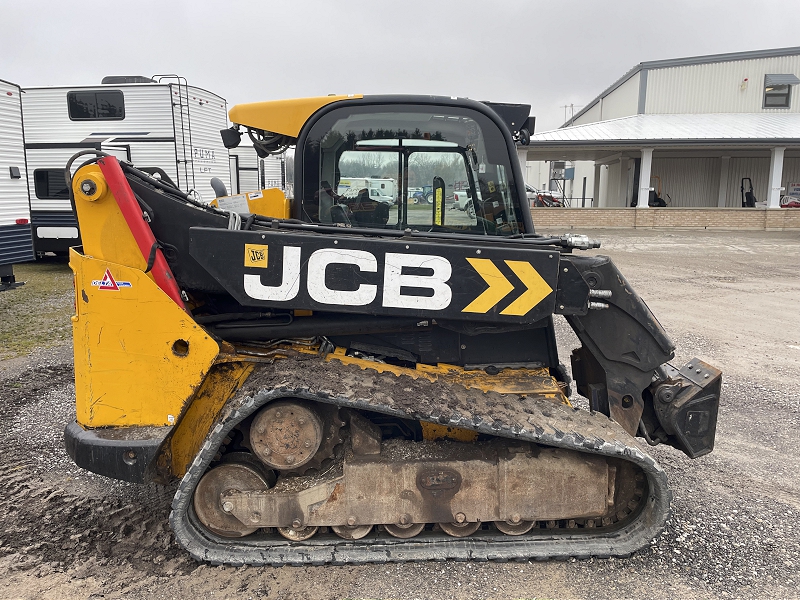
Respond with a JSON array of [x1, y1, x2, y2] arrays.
[[298, 102, 527, 235]]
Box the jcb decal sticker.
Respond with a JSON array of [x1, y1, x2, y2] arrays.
[[244, 244, 268, 268], [244, 248, 452, 309], [91, 268, 132, 291], [242, 245, 550, 316]]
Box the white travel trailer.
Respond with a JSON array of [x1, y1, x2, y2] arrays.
[[228, 144, 286, 195], [337, 177, 397, 204], [0, 78, 33, 288], [22, 76, 231, 254]]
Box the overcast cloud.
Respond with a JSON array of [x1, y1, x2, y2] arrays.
[[2, 0, 800, 131]]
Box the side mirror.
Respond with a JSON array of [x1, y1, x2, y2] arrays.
[[220, 127, 242, 149], [523, 116, 535, 135]]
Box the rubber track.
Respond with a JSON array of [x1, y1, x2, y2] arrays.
[[169, 358, 671, 565]]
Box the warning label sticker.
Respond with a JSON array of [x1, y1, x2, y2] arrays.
[[216, 194, 250, 213], [91, 269, 132, 291]]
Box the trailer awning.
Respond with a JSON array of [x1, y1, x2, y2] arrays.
[[764, 74, 800, 87]]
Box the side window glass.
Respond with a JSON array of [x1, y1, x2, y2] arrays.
[[67, 92, 97, 119], [407, 151, 476, 228], [33, 169, 70, 199], [67, 90, 125, 120], [331, 150, 399, 228]]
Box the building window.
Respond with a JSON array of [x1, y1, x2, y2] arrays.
[[763, 74, 800, 108], [67, 90, 125, 120], [33, 169, 70, 199], [764, 84, 791, 107]]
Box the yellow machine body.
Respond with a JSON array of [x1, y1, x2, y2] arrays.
[[69, 164, 220, 428], [228, 95, 362, 137], [70, 249, 219, 428], [70, 165, 148, 272]]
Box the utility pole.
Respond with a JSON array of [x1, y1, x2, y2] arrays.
[[560, 104, 584, 125]]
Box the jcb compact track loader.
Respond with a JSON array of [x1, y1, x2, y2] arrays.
[[64, 95, 721, 565]]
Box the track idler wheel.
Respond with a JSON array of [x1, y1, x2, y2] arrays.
[[331, 524, 373, 540], [494, 519, 535, 535], [384, 522, 425, 539], [439, 521, 481, 537], [193, 457, 271, 538]]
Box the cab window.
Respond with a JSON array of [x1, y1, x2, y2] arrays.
[[301, 104, 524, 235]]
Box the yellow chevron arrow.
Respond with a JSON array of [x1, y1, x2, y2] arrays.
[[500, 260, 553, 316], [462, 258, 515, 313]]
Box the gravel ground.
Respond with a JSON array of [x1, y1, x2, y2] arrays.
[[0, 229, 798, 599]]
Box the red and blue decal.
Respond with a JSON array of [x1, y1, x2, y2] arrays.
[[91, 269, 132, 291]]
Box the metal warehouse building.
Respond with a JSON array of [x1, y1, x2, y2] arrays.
[[521, 46, 800, 227]]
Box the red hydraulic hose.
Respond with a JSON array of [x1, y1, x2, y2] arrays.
[[97, 156, 187, 311]]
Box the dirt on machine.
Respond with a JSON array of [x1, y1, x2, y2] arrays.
[[63, 94, 721, 565]]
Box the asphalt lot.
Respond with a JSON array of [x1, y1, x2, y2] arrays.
[[0, 228, 798, 599]]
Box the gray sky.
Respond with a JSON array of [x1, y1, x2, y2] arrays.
[[3, 0, 800, 131]]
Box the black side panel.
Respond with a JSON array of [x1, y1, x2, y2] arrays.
[[189, 227, 560, 325], [330, 321, 557, 368], [566, 254, 675, 435]]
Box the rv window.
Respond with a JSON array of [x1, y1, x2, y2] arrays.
[[67, 90, 125, 120], [34, 169, 70, 199]]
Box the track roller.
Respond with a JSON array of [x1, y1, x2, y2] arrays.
[[277, 525, 319, 541], [439, 521, 481, 537], [250, 400, 323, 470], [331, 524, 373, 540], [384, 523, 425, 539], [494, 520, 535, 535]]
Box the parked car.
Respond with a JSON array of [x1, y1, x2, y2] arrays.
[[452, 189, 480, 217]]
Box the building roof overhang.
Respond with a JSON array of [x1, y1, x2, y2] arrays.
[[523, 113, 800, 161]]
